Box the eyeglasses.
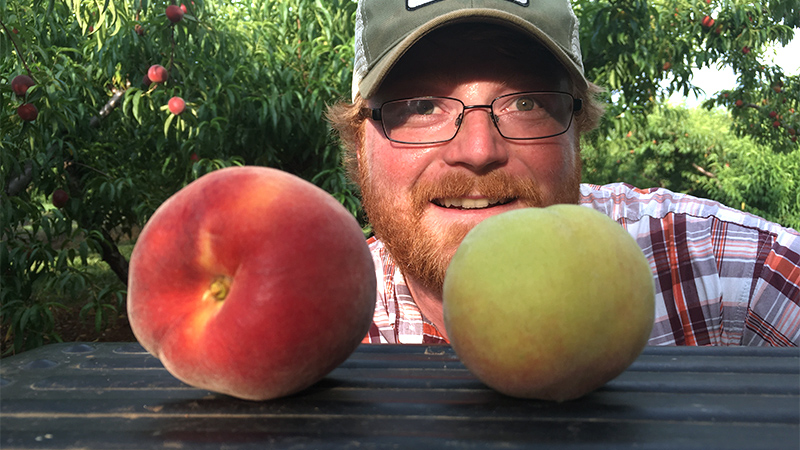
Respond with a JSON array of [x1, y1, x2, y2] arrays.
[[366, 91, 582, 145]]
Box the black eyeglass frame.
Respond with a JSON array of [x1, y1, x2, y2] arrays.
[[365, 91, 583, 145]]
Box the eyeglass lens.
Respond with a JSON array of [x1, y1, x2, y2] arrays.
[[380, 92, 575, 144]]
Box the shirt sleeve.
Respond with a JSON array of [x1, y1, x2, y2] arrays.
[[742, 228, 800, 345]]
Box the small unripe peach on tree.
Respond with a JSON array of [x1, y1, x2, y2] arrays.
[[169, 96, 186, 115], [148, 65, 169, 84]]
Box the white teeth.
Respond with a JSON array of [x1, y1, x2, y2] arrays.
[[437, 198, 502, 209]]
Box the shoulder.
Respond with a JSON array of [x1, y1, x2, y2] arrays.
[[579, 182, 798, 240]]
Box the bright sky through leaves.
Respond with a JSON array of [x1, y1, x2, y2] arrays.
[[670, 39, 800, 107]]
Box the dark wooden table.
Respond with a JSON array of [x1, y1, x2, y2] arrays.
[[1, 343, 798, 449]]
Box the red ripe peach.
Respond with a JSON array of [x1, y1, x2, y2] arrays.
[[52, 189, 69, 208], [166, 4, 184, 23], [147, 65, 169, 84], [127, 167, 376, 401], [17, 103, 38, 121], [11, 75, 35, 96], [168, 96, 186, 115]]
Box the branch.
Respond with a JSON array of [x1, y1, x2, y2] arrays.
[[65, 164, 129, 286], [6, 144, 65, 196], [89, 86, 127, 127], [0, 17, 36, 82], [6, 161, 33, 196], [692, 163, 716, 179]]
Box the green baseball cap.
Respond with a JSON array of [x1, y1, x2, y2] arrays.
[[352, 0, 587, 101]]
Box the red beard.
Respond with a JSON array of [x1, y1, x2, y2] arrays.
[[359, 163, 582, 294]]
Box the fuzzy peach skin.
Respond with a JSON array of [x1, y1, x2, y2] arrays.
[[443, 205, 654, 402], [127, 166, 376, 401]]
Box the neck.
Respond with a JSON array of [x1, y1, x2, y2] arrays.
[[405, 274, 449, 341]]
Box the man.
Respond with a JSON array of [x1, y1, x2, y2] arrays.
[[327, 0, 800, 346]]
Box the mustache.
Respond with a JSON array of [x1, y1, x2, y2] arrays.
[[410, 171, 544, 210]]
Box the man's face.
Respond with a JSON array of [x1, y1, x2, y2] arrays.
[[357, 29, 582, 293]]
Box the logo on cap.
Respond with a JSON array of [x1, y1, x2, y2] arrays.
[[407, 0, 529, 11]]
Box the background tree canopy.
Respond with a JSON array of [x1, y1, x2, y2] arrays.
[[2, 0, 798, 353]]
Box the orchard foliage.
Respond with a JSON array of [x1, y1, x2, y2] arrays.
[[1, 0, 798, 354]]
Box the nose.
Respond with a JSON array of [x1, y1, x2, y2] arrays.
[[441, 107, 509, 173]]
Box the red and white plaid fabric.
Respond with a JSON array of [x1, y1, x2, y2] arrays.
[[362, 183, 800, 346]]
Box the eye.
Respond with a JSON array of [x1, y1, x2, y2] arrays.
[[514, 96, 538, 111], [410, 99, 436, 115]]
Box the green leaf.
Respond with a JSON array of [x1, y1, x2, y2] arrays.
[[164, 113, 175, 137], [132, 90, 143, 123]]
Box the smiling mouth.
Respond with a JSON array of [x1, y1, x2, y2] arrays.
[[432, 198, 514, 210]]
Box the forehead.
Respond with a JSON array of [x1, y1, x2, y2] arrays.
[[374, 23, 571, 103]]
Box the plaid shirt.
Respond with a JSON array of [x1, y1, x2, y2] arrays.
[[363, 183, 800, 346]]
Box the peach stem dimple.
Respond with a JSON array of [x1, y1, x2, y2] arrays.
[[205, 275, 232, 302]]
